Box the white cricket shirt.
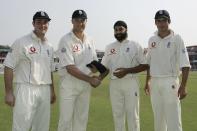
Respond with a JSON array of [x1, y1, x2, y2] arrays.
[[57, 31, 97, 77], [4, 32, 54, 85], [102, 39, 146, 79], [147, 30, 191, 77]]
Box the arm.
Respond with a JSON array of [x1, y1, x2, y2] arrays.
[[144, 67, 151, 95], [66, 65, 101, 87], [50, 73, 56, 104], [178, 67, 190, 100], [113, 64, 149, 78], [4, 66, 15, 107]]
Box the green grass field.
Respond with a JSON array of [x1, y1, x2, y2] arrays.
[[0, 72, 197, 131]]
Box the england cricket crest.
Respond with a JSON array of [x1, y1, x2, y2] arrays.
[[167, 42, 171, 48]]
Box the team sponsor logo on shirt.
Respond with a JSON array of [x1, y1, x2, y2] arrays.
[[29, 46, 36, 54], [167, 42, 171, 48], [151, 42, 156, 48], [108, 48, 116, 55], [72, 45, 80, 52]]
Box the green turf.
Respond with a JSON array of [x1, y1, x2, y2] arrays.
[[0, 72, 197, 131]]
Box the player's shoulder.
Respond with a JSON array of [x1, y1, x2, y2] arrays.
[[11, 33, 31, 49], [105, 41, 117, 49], [58, 32, 73, 47], [127, 40, 142, 49]]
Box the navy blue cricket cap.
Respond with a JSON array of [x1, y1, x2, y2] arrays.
[[33, 11, 51, 21], [72, 9, 87, 19], [154, 10, 170, 20], [113, 20, 127, 29]]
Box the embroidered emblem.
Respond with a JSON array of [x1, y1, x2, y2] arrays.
[[79, 10, 82, 15], [72, 45, 80, 52], [41, 11, 45, 16], [151, 42, 156, 48], [143, 48, 148, 55], [126, 47, 130, 52], [29, 46, 36, 54], [110, 49, 116, 54], [61, 48, 66, 53], [167, 42, 171, 48]]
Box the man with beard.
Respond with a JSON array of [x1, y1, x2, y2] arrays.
[[101, 20, 148, 131]]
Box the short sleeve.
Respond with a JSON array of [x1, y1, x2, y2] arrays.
[[3, 40, 23, 69], [136, 43, 147, 64], [57, 37, 74, 68], [177, 35, 191, 68], [101, 46, 110, 69]]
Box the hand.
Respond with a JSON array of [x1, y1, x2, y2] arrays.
[[178, 85, 187, 100], [144, 82, 150, 96], [89, 76, 101, 88], [5, 92, 15, 107], [113, 68, 127, 78], [50, 89, 56, 104]]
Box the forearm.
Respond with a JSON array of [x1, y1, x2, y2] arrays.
[[180, 67, 190, 87], [66, 65, 92, 83], [4, 66, 14, 93], [50, 73, 55, 92], [145, 67, 151, 85], [126, 64, 149, 74]]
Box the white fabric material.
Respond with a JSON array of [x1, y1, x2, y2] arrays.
[[58, 76, 91, 131], [57, 31, 97, 131], [12, 83, 51, 131], [3, 32, 54, 85], [102, 39, 146, 79], [57, 31, 97, 77], [110, 78, 140, 131], [147, 30, 190, 77], [150, 77, 182, 131], [102, 39, 144, 131]]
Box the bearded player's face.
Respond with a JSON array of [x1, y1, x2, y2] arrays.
[[114, 26, 127, 42]]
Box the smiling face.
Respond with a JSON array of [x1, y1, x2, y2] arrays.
[[72, 18, 87, 33], [33, 19, 49, 36]]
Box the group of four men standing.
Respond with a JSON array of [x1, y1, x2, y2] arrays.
[[4, 9, 190, 131]]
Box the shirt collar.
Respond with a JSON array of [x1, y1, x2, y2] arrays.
[[31, 31, 47, 43], [116, 39, 129, 44], [70, 31, 87, 43], [155, 29, 174, 39]]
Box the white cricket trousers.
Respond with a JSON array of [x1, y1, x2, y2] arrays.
[[58, 76, 91, 131], [110, 77, 140, 131], [150, 77, 182, 131], [12, 83, 51, 131]]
